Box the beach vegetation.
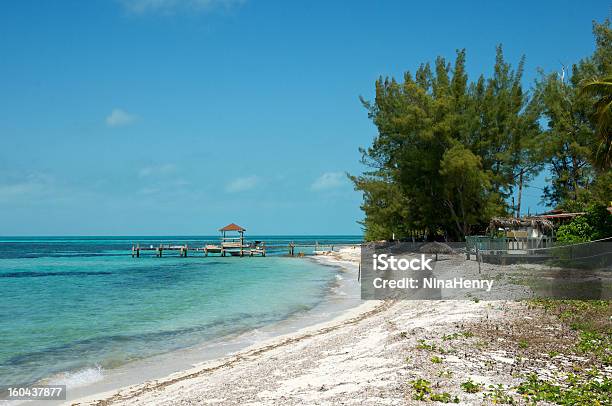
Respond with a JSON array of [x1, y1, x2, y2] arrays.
[[523, 299, 612, 402], [438, 370, 453, 378], [410, 379, 459, 403], [516, 372, 611, 405], [441, 333, 460, 341], [416, 339, 437, 351], [352, 19, 612, 241], [411, 378, 432, 400], [429, 391, 459, 403], [483, 384, 515, 404], [441, 331, 474, 341], [430, 355, 442, 363], [460, 379, 483, 393], [556, 204, 612, 243]]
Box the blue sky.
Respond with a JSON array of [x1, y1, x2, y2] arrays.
[[0, 0, 609, 235]]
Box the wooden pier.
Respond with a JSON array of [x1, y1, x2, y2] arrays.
[[131, 241, 349, 258], [131, 243, 267, 258], [131, 223, 356, 258]]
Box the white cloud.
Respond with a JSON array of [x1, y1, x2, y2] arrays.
[[119, 0, 245, 14], [106, 108, 137, 127], [225, 175, 259, 193], [138, 163, 177, 177], [311, 172, 346, 191]]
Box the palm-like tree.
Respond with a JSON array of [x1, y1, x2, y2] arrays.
[[581, 75, 612, 170]]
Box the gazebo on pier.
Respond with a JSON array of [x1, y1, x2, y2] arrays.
[[219, 223, 247, 256]]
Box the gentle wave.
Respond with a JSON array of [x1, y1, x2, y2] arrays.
[[3, 308, 308, 370], [46, 365, 105, 388]]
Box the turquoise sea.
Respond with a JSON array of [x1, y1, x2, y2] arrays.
[[0, 236, 361, 389]]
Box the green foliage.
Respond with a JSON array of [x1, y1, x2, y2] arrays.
[[460, 379, 482, 393], [438, 370, 453, 378], [352, 46, 532, 240], [556, 216, 593, 243], [416, 339, 437, 351], [429, 392, 459, 403], [556, 204, 612, 242], [410, 379, 459, 403], [430, 355, 442, 364], [411, 378, 432, 400], [591, 169, 612, 206], [530, 299, 612, 365], [580, 74, 612, 170], [352, 19, 612, 239], [483, 384, 515, 404], [516, 299, 611, 404], [516, 373, 612, 405], [536, 20, 611, 207]]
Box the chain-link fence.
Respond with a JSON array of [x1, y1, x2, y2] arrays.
[[466, 236, 612, 269]]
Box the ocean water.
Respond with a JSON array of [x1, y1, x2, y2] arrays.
[[0, 236, 361, 389]]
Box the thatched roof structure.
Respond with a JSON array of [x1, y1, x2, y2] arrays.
[[419, 242, 455, 255], [488, 217, 554, 233]]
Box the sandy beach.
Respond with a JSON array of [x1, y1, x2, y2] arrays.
[[65, 247, 605, 406]]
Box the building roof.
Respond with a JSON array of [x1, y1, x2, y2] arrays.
[[488, 217, 554, 232], [540, 212, 585, 219], [539, 208, 586, 218], [219, 223, 246, 232]]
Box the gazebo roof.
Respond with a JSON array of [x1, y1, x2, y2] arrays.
[[219, 223, 246, 232]]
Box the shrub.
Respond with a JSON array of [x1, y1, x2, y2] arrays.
[[556, 204, 612, 243]]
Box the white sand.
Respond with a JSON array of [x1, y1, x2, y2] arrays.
[[68, 248, 527, 405]]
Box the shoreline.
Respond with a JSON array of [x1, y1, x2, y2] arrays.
[[46, 249, 609, 405], [70, 300, 388, 406], [54, 249, 367, 405]]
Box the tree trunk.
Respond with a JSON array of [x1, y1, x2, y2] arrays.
[[517, 170, 523, 218]]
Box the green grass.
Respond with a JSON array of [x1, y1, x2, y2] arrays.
[[430, 355, 442, 364]]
